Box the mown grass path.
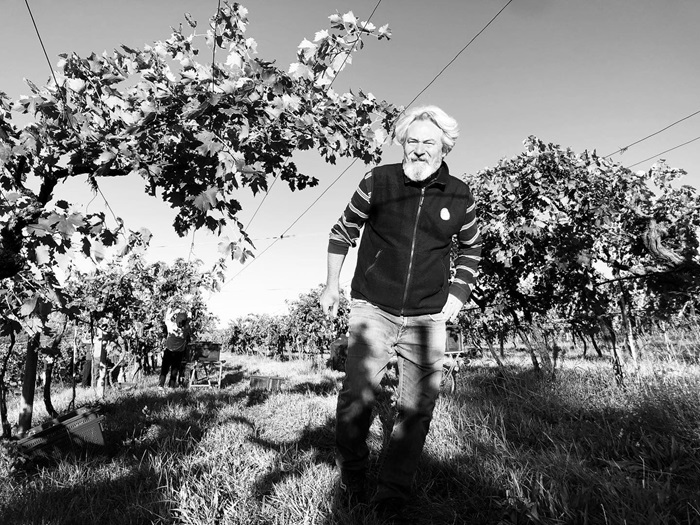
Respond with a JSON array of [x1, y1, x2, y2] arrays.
[[1, 353, 699, 524]]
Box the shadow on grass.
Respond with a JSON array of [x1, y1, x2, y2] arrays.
[[437, 362, 700, 524], [5, 356, 699, 525], [221, 368, 245, 388], [249, 415, 337, 497], [288, 378, 339, 396], [0, 462, 172, 524]]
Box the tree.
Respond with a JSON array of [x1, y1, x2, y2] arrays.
[[286, 284, 349, 356], [67, 250, 220, 384], [467, 136, 700, 376], [223, 313, 285, 356], [3, 3, 397, 263], [0, 3, 398, 436]]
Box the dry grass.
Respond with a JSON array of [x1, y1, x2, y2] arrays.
[[1, 351, 699, 524]]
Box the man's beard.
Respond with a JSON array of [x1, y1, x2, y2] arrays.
[[403, 157, 442, 182]]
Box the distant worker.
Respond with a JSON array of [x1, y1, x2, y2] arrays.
[[159, 307, 191, 389], [319, 106, 482, 520], [80, 337, 93, 388], [81, 321, 107, 393]]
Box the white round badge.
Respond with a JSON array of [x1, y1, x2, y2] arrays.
[[440, 208, 450, 221]]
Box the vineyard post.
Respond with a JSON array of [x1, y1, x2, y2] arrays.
[[69, 326, 77, 410]]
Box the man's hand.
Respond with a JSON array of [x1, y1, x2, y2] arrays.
[[320, 285, 340, 319], [441, 294, 464, 323]]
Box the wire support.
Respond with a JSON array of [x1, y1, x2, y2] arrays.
[[404, 0, 516, 110], [326, 0, 384, 92], [23, 0, 62, 100], [625, 135, 700, 169], [604, 109, 700, 158], [223, 0, 516, 287]]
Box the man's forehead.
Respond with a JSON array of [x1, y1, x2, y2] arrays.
[[406, 119, 442, 140]]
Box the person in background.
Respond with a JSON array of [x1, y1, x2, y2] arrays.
[[319, 105, 482, 520], [159, 307, 191, 389], [80, 338, 93, 388], [81, 321, 107, 391]]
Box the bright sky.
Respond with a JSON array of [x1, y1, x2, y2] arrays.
[[2, 0, 699, 327]]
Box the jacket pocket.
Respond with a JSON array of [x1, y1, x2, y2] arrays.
[[358, 247, 408, 307], [410, 250, 450, 310], [364, 249, 383, 279]]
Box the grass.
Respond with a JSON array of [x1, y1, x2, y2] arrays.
[[1, 351, 699, 525]]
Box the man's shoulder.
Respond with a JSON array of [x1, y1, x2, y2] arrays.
[[448, 174, 471, 189], [372, 163, 403, 176], [368, 163, 404, 189], [443, 171, 473, 194]]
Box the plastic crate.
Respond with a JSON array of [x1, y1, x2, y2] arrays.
[[249, 375, 285, 392], [446, 323, 464, 355], [18, 407, 105, 459]]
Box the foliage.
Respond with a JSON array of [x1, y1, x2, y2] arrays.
[[0, 2, 397, 433], [285, 284, 349, 354], [467, 136, 700, 347], [218, 284, 349, 357], [223, 313, 288, 357], [0, 0, 397, 336], [2, 2, 397, 271], [66, 253, 219, 368]]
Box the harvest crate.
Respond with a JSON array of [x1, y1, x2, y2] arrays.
[[186, 342, 224, 388], [17, 407, 105, 459], [249, 375, 285, 392], [189, 341, 221, 362]]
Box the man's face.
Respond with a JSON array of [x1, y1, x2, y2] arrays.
[[402, 120, 445, 182]]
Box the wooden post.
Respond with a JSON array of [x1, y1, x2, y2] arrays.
[[70, 326, 77, 410]]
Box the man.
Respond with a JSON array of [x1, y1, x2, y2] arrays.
[[159, 307, 191, 388], [319, 105, 481, 518]]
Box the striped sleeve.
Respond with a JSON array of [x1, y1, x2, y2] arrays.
[[328, 170, 373, 255], [449, 189, 482, 304]]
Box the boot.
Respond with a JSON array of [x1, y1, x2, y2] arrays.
[[159, 375, 166, 388], [339, 469, 367, 508]]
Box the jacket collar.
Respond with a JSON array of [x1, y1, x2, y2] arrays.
[[402, 161, 450, 190]]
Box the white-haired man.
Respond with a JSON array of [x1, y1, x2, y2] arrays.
[[320, 105, 482, 519]]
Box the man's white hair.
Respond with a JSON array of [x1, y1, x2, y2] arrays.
[[393, 105, 460, 155]]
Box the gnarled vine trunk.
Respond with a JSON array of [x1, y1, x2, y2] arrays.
[[42, 356, 59, 419], [18, 332, 40, 437]]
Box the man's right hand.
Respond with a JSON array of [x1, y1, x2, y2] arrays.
[[319, 285, 340, 319]]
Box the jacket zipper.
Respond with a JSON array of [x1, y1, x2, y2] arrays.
[[401, 187, 426, 314]]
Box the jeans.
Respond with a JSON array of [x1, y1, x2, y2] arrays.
[[335, 299, 446, 502], [160, 349, 185, 388]]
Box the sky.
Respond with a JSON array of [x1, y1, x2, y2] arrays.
[[2, 0, 699, 327]]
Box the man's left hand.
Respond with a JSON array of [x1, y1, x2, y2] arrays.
[[441, 294, 464, 323]]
